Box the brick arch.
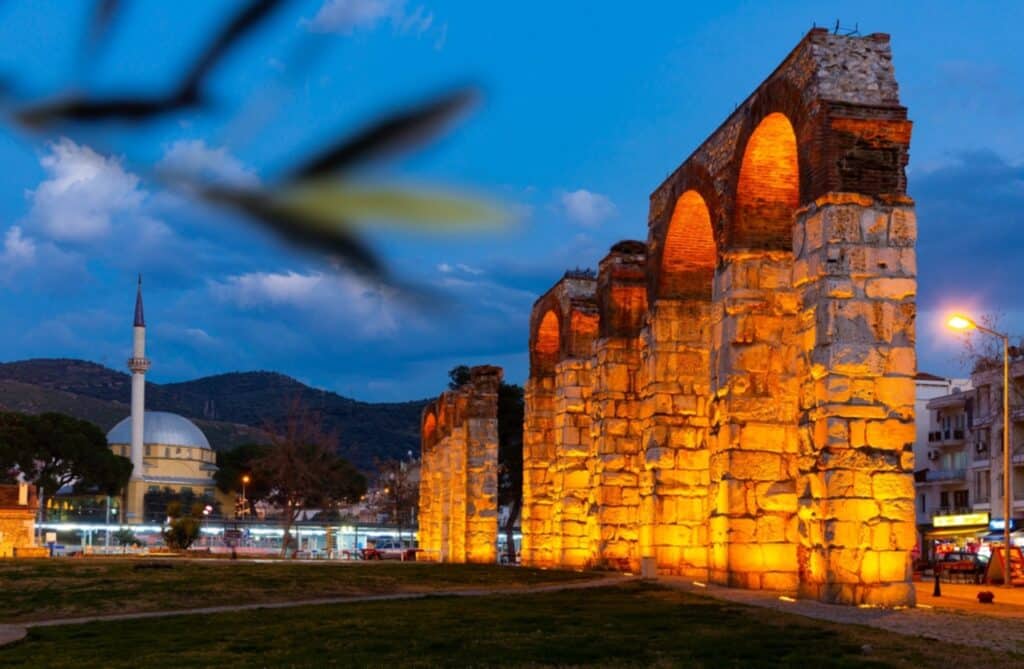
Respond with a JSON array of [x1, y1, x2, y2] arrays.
[[647, 161, 724, 301], [530, 307, 562, 376], [731, 112, 800, 250], [658, 189, 716, 300], [723, 76, 814, 251], [422, 409, 437, 448]]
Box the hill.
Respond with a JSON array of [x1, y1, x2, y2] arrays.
[[0, 359, 428, 472]]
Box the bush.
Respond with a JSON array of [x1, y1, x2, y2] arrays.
[[162, 501, 203, 550]]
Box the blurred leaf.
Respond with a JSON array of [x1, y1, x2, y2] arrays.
[[84, 0, 120, 58], [285, 88, 477, 181], [178, 0, 287, 99], [277, 182, 507, 230], [16, 0, 287, 127], [200, 186, 386, 280], [16, 95, 186, 127]]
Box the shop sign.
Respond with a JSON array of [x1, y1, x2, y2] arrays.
[[933, 512, 989, 528], [990, 519, 1017, 531]]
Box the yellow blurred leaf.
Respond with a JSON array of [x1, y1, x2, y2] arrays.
[[274, 182, 508, 230]]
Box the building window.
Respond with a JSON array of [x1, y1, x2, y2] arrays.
[[940, 491, 950, 510], [165, 447, 170, 458], [976, 470, 991, 503], [954, 490, 969, 509], [919, 494, 926, 513]]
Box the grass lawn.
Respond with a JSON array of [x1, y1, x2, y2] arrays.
[[2, 581, 1018, 668], [0, 559, 591, 623]]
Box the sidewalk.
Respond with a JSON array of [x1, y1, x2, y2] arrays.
[[660, 577, 1024, 654]]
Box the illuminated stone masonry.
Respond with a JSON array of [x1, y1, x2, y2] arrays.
[[523, 29, 917, 606], [0, 484, 47, 558], [419, 366, 501, 563]]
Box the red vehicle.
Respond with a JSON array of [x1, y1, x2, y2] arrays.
[[361, 537, 418, 561]]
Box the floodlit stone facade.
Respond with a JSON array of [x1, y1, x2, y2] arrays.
[[419, 366, 501, 563], [0, 483, 47, 558], [523, 29, 918, 606]]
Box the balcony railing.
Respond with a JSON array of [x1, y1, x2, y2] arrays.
[[927, 430, 966, 444], [925, 469, 967, 482], [930, 506, 974, 517]]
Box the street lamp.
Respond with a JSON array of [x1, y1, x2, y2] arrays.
[[947, 313, 1014, 587], [241, 474, 251, 519]]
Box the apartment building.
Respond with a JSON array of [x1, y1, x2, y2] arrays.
[[917, 361, 1024, 552]]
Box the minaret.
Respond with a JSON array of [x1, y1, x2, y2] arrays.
[[127, 276, 150, 489]]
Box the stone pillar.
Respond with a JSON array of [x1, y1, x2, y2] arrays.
[[522, 375, 557, 566], [554, 358, 594, 567], [709, 251, 803, 591], [641, 299, 713, 577], [793, 193, 917, 605], [592, 242, 648, 571], [465, 366, 501, 564]]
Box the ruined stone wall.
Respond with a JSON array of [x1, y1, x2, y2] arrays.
[[522, 29, 917, 605], [792, 194, 917, 605], [641, 299, 712, 577], [0, 484, 40, 559], [418, 366, 501, 563]]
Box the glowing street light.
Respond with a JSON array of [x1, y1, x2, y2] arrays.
[[241, 474, 251, 518], [947, 312, 1013, 587]]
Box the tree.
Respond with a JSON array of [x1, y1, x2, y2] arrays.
[[497, 383, 524, 563], [448, 365, 471, 390], [254, 403, 366, 558], [162, 500, 203, 551], [373, 458, 419, 540], [113, 528, 139, 555], [214, 442, 272, 516], [0, 412, 132, 521]]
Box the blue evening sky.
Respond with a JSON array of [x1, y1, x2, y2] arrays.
[[0, 1, 1022, 400]]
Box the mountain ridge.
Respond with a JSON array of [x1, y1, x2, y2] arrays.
[[0, 359, 429, 472]]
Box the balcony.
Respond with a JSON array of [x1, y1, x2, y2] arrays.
[[925, 469, 967, 482], [928, 430, 965, 445], [930, 506, 974, 517]]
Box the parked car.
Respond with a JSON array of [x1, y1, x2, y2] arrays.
[[936, 551, 988, 582], [361, 537, 417, 561]]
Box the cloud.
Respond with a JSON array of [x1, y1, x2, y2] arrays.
[[437, 262, 482, 276], [560, 189, 616, 226], [301, 0, 441, 50], [304, 0, 435, 36], [158, 140, 259, 187], [1, 226, 35, 265], [913, 149, 1024, 307], [208, 270, 403, 338], [28, 138, 143, 242]]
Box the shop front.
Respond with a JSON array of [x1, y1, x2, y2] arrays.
[[922, 511, 990, 562]]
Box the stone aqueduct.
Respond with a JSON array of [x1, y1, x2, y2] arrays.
[[422, 29, 918, 606]]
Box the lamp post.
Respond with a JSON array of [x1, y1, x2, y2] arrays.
[[241, 474, 251, 519], [948, 314, 1013, 587]]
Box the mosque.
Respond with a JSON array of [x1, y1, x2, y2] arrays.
[[107, 279, 224, 523]]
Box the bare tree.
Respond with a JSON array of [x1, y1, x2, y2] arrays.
[[373, 457, 418, 542], [254, 401, 365, 558]]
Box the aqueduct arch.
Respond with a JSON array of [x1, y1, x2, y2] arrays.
[[523, 28, 917, 606]]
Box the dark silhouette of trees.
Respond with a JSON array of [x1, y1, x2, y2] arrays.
[[0, 411, 132, 520]]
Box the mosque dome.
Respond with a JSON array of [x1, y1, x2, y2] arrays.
[[107, 411, 211, 450]]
